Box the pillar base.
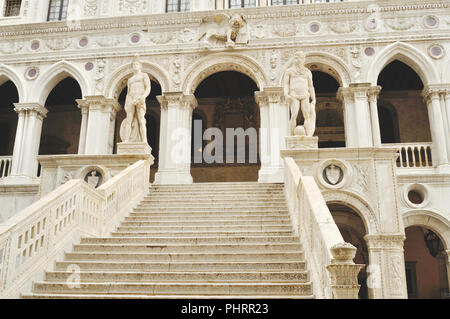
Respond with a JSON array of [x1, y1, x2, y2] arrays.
[[154, 170, 193, 185], [258, 167, 284, 183], [286, 136, 319, 150], [117, 143, 152, 156]]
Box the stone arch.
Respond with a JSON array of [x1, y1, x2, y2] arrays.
[[33, 61, 88, 106], [104, 61, 170, 100], [442, 56, 450, 83], [367, 41, 439, 86], [183, 53, 267, 94], [322, 189, 379, 235], [403, 210, 450, 250], [280, 51, 351, 88], [0, 64, 25, 102]]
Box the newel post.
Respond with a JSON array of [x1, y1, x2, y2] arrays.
[[326, 242, 364, 299]]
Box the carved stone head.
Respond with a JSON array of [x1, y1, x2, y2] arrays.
[[131, 55, 142, 72]]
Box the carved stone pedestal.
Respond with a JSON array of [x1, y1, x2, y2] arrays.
[[285, 136, 319, 150], [117, 142, 153, 156]]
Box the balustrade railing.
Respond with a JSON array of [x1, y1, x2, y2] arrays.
[[384, 143, 433, 168], [0, 160, 150, 298], [284, 157, 363, 299], [0, 157, 12, 179]]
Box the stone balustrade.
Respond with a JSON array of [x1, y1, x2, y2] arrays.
[[284, 156, 363, 299], [0, 157, 12, 179], [384, 143, 433, 168], [0, 159, 151, 298]]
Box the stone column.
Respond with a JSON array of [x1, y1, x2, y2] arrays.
[[154, 92, 197, 185], [76, 100, 89, 155], [437, 250, 450, 298], [337, 87, 358, 148], [255, 88, 290, 183], [338, 84, 376, 148], [82, 96, 121, 155], [364, 235, 408, 299], [368, 86, 382, 147], [10, 103, 48, 179], [422, 87, 449, 167]]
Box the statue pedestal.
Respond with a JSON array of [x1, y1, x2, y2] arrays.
[[286, 136, 319, 150], [117, 142, 152, 155]]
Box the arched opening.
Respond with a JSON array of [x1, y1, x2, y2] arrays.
[[192, 71, 260, 183], [116, 78, 162, 182], [328, 203, 369, 299], [377, 60, 431, 144], [39, 77, 82, 155], [404, 226, 449, 299], [0, 80, 19, 157], [309, 71, 344, 148]]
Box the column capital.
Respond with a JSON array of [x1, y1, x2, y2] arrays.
[[368, 86, 382, 101], [364, 234, 406, 250], [13, 103, 48, 119], [77, 96, 121, 116], [422, 84, 450, 101], [255, 87, 286, 107], [157, 92, 198, 110]]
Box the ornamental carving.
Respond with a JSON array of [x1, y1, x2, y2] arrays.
[[385, 17, 416, 30], [0, 42, 23, 54], [149, 33, 174, 45], [118, 0, 147, 15], [46, 38, 73, 51], [84, 0, 98, 16], [273, 24, 298, 37], [198, 13, 248, 48], [329, 22, 359, 34]]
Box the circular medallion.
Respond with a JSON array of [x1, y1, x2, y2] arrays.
[[31, 40, 40, 51], [428, 44, 444, 59], [79, 37, 89, 48], [323, 164, 344, 186], [364, 47, 375, 56], [309, 22, 320, 34], [85, 62, 94, 71], [424, 15, 439, 28], [25, 67, 39, 80], [131, 33, 141, 44]]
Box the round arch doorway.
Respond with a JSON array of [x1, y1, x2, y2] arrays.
[[191, 71, 261, 183]]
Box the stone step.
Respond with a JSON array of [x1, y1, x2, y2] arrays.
[[72, 243, 302, 253], [64, 251, 304, 262], [148, 191, 285, 197], [54, 261, 307, 272], [123, 216, 291, 223], [115, 225, 293, 232], [120, 220, 291, 227], [31, 282, 312, 296], [22, 293, 314, 299], [110, 230, 294, 237], [129, 211, 290, 217], [44, 271, 309, 283], [152, 183, 283, 189], [80, 236, 300, 245], [143, 195, 286, 201], [133, 207, 289, 213], [140, 200, 286, 205]]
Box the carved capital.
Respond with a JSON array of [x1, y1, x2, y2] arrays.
[[422, 84, 450, 103], [158, 92, 198, 110], [79, 96, 121, 116], [13, 103, 48, 119], [255, 87, 286, 108], [364, 234, 406, 250], [368, 86, 382, 102]]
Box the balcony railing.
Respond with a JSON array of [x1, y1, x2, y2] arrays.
[[0, 157, 12, 179], [383, 143, 433, 169]]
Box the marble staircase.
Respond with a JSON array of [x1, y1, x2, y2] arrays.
[[22, 182, 314, 299]]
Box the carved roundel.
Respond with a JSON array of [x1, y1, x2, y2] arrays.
[[25, 67, 39, 80], [308, 22, 322, 34], [316, 159, 352, 190], [364, 47, 375, 57], [423, 15, 439, 28], [84, 170, 104, 188], [78, 36, 90, 48], [130, 33, 142, 45], [428, 44, 445, 59], [30, 40, 41, 51], [85, 62, 95, 71]]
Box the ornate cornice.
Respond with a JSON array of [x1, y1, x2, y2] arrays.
[[364, 234, 406, 249]]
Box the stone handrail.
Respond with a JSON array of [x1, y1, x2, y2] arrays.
[[0, 159, 150, 298], [383, 143, 433, 168], [284, 157, 363, 299], [0, 156, 12, 179]]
